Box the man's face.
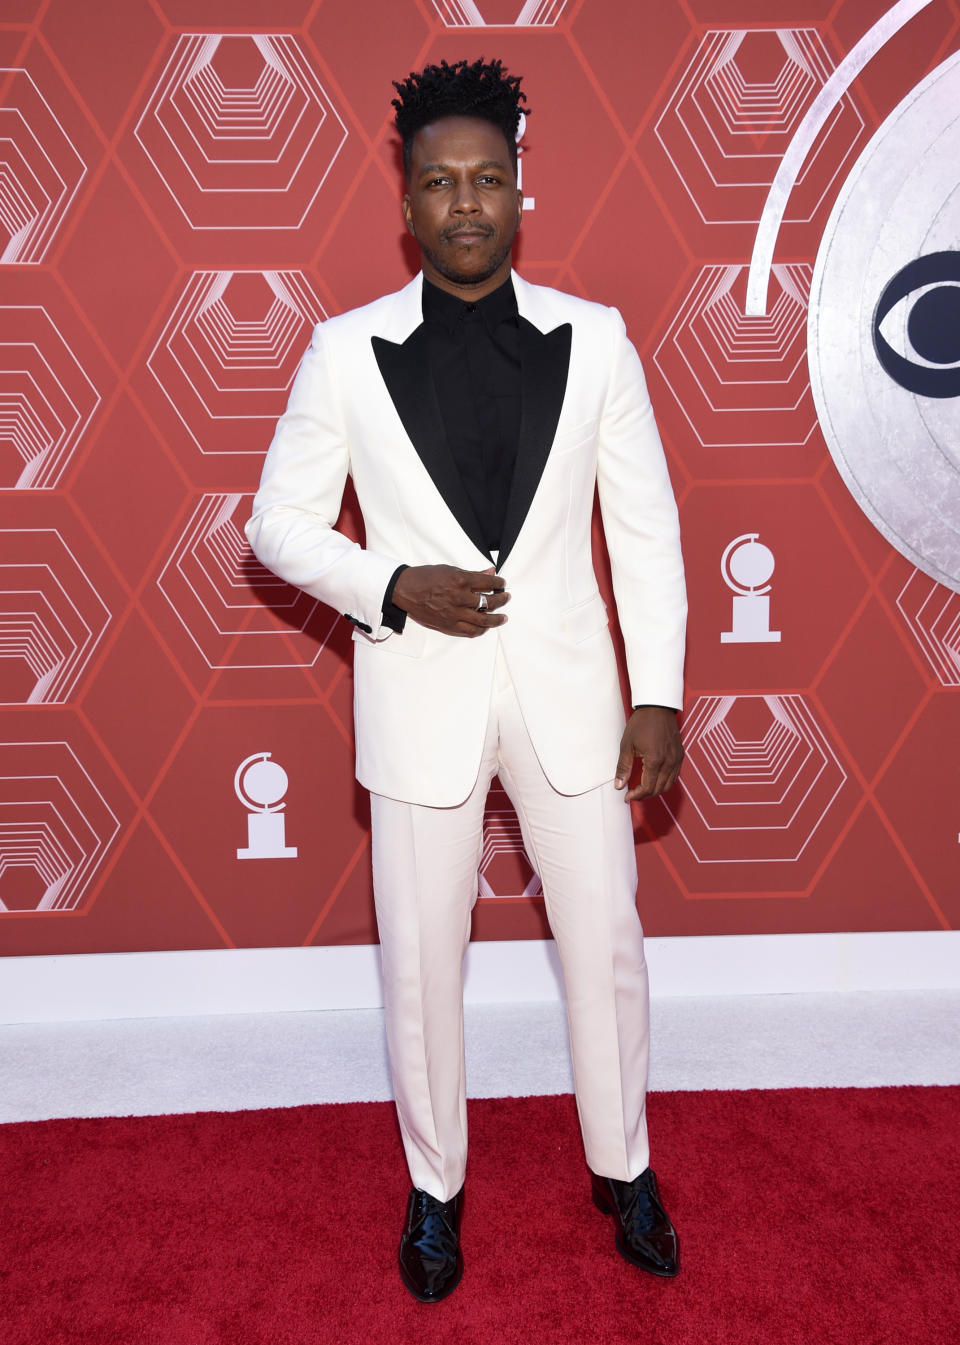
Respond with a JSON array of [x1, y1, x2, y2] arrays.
[[402, 115, 523, 299]]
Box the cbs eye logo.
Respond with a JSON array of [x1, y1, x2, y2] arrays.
[[873, 251, 960, 399], [807, 49, 960, 593]]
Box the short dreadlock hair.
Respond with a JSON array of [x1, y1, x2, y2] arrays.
[[392, 58, 529, 179]]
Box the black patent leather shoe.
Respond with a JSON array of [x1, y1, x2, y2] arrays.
[[591, 1168, 679, 1277], [398, 1186, 464, 1303]]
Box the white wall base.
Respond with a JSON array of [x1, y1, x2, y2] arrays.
[[1, 931, 958, 1025]]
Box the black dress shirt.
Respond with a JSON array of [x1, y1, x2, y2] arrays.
[[382, 276, 522, 631], [422, 275, 521, 552]]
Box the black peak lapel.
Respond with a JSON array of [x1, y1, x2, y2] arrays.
[[371, 327, 489, 558], [497, 318, 572, 569]]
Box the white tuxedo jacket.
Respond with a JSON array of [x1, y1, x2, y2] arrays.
[[246, 272, 686, 806]]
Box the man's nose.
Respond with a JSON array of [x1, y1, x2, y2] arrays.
[[451, 181, 481, 213]]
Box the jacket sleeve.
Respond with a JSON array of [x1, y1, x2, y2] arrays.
[[595, 307, 687, 711], [244, 320, 402, 638]]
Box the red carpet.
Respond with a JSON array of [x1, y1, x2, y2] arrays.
[[3, 1088, 958, 1345]]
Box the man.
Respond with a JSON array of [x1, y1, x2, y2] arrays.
[[246, 58, 687, 1303]]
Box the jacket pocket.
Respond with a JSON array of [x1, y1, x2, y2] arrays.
[[550, 416, 599, 458], [352, 620, 427, 658], [560, 592, 609, 644]]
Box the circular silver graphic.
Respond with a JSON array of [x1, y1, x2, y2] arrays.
[[808, 51, 960, 593]]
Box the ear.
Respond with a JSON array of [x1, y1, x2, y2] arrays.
[[516, 189, 523, 224], [401, 194, 416, 237]]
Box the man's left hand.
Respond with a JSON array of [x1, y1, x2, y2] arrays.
[[614, 706, 683, 802]]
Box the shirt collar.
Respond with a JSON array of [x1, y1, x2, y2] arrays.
[[422, 274, 518, 335]]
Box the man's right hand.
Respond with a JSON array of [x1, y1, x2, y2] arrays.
[[392, 565, 509, 637]]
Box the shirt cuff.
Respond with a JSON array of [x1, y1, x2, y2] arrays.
[[380, 564, 410, 633]]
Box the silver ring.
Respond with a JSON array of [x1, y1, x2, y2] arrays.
[[476, 593, 489, 612]]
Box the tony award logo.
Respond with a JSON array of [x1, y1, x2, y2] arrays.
[[720, 533, 782, 644], [234, 752, 298, 860]]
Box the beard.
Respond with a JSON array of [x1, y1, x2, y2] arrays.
[[420, 237, 514, 289]]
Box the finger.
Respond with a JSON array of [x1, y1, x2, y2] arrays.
[[659, 747, 684, 795], [627, 753, 681, 801], [457, 604, 507, 627], [483, 590, 510, 611], [470, 614, 506, 634], [460, 589, 509, 612], [459, 591, 509, 619], [466, 571, 507, 593], [452, 612, 508, 635], [614, 746, 635, 790], [626, 756, 663, 802], [661, 758, 683, 795]]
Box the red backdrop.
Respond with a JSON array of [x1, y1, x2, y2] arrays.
[[1, 0, 958, 956]]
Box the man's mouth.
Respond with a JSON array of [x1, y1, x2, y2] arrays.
[[443, 226, 493, 242]]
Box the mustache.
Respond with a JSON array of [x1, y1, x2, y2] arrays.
[[441, 223, 494, 240]]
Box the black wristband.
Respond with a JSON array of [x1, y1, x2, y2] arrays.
[[381, 563, 410, 633]]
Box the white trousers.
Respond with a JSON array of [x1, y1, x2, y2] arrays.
[[370, 643, 650, 1202]]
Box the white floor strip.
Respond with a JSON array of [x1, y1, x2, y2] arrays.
[[4, 932, 959, 1024], [1, 991, 957, 1124]]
